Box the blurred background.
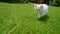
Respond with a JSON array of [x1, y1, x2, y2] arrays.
[[0, 0, 60, 7]]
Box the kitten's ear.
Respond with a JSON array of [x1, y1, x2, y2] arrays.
[[40, 4, 43, 9]]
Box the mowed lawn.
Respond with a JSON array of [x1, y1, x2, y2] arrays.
[[0, 2, 60, 34]]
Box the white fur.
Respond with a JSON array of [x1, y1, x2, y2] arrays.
[[34, 4, 48, 18]]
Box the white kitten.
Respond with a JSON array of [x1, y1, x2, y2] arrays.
[[34, 4, 48, 18]]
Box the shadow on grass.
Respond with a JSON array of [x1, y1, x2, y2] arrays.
[[38, 15, 49, 22]]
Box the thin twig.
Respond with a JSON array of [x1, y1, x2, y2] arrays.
[[7, 20, 23, 34]]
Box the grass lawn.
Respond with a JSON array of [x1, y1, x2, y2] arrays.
[[0, 2, 60, 34]]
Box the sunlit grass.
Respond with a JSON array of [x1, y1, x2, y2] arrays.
[[0, 2, 60, 34]]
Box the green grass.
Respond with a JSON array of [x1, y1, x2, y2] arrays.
[[0, 2, 60, 34]]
